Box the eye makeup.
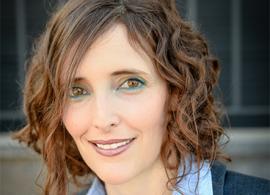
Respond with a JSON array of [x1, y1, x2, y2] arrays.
[[69, 83, 90, 100], [117, 77, 146, 91], [68, 75, 147, 101]]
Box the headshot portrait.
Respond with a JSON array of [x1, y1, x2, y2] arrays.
[[0, 0, 269, 195]]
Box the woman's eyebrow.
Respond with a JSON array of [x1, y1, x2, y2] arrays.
[[110, 69, 150, 77], [72, 69, 151, 82], [72, 77, 85, 83]]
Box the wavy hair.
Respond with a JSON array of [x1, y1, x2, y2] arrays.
[[14, 0, 229, 194]]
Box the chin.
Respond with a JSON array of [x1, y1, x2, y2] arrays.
[[97, 169, 135, 185]]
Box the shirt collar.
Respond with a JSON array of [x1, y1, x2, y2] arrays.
[[173, 160, 213, 195]]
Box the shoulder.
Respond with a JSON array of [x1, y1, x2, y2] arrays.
[[211, 161, 270, 195], [224, 170, 270, 194]]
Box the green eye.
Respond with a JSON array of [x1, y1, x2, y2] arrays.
[[119, 78, 145, 90], [69, 86, 89, 99]]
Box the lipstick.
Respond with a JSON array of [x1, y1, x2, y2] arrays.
[[89, 138, 135, 157]]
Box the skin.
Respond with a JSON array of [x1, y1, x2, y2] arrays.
[[62, 23, 172, 195]]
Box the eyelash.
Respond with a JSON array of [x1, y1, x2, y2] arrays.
[[69, 84, 89, 100], [117, 78, 145, 91], [69, 78, 146, 100]]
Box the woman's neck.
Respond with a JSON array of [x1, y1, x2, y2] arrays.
[[105, 157, 177, 195]]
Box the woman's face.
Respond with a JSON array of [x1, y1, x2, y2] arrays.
[[62, 23, 168, 185]]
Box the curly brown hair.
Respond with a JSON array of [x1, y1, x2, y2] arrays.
[[13, 0, 229, 194]]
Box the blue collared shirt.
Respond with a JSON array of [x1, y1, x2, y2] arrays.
[[86, 161, 213, 195]]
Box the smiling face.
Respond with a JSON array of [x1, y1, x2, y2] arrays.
[[62, 23, 168, 185]]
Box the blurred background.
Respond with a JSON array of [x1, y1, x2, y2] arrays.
[[0, 0, 269, 194]]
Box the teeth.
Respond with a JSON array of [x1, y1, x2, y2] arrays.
[[96, 139, 131, 150]]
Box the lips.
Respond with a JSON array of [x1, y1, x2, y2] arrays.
[[90, 138, 134, 145], [89, 138, 135, 157]]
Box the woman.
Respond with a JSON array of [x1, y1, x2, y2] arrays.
[[14, 0, 270, 195]]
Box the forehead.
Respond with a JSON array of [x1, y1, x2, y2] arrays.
[[75, 23, 157, 78]]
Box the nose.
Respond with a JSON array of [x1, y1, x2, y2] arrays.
[[91, 95, 120, 132]]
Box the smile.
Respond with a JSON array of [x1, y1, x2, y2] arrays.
[[96, 139, 132, 149], [89, 138, 136, 157]]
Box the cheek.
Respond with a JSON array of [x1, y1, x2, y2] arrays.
[[62, 104, 89, 137], [121, 91, 167, 135]]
